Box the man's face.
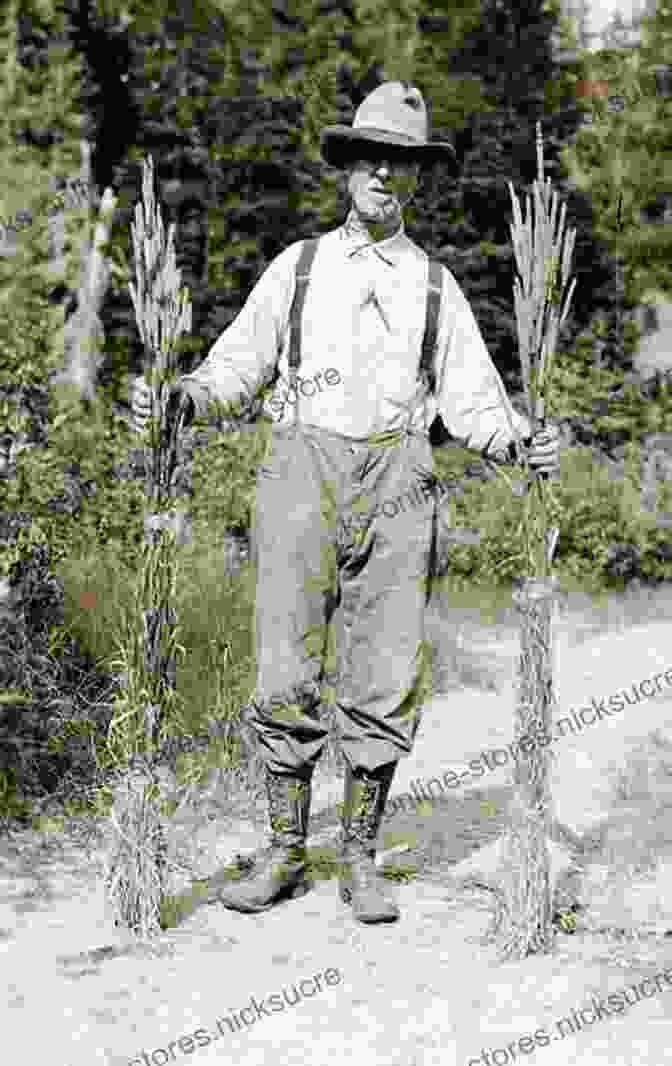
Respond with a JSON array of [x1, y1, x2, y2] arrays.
[[346, 153, 421, 226]]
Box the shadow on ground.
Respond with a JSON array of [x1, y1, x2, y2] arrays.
[[162, 784, 518, 929]]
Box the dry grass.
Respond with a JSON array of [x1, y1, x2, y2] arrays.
[[103, 154, 195, 937], [474, 125, 579, 959], [103, 761, 167, 939]]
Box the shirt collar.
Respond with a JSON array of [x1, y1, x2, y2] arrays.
[[339, 208, 406, 268]]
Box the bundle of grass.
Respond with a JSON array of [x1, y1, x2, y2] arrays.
[[105, 759, 168, 937], [451, 124, 579, 961], [497, 123, 577, 959], [103, 154, 193, 939]]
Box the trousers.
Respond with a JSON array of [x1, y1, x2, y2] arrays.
[[246, 420, 436, 776]]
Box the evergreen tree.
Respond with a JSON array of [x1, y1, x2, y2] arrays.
[[411, 0, 615, 394], [0, 0, 85, 294], [448, 0, 557, 111], [0, 0, 147, 583], [0, 0, 129, 817], [0, 0, 88, 540], [557, 9, 672, 369], [61, 0, 143, 195]]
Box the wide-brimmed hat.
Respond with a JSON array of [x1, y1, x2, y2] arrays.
[[320, 81, 457, 174]]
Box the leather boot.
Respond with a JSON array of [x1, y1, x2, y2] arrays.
[[214, 768, 313, 913], [339, 761, 400, 923]]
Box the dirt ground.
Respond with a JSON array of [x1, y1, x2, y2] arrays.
[[3, 582, 672, 1066]]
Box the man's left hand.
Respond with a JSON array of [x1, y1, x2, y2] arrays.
[[527, 423, 561, 477]]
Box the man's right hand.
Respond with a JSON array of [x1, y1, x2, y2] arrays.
[[129, 376, 193, 435]]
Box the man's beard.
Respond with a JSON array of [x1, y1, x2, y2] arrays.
[[351, 196, 404, 234]]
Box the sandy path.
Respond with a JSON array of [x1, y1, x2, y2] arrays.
[[3, 594, 672, 1066]]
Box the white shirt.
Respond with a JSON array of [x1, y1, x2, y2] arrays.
[[180, 210, 531, 455]]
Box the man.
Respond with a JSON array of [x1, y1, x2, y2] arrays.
[[130, 81, 560, 924]]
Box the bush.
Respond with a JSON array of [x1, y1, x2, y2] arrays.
[[0, 279, 150, 588], [432, 328, 672, 599]]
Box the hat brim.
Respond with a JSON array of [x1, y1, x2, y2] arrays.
[[320, 127, 458, 174]]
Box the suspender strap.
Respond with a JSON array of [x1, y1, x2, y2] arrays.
[[419, 259, 443, 395], [289, 238, 321, 374], [421, 259, 443, 604]]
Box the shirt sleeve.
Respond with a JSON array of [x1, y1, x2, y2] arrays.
[[179, 241, 301, 419], [434, 266, 532, 459]]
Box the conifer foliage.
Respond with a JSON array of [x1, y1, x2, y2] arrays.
[[558, 6, 672, 338]]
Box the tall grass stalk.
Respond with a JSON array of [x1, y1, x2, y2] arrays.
[[103, 154, 193, 939], [492, 124, 578, 960], [495, 121, 577, 581]]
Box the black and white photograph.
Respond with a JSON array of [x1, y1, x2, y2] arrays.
[[0, 1, 671, 1064]]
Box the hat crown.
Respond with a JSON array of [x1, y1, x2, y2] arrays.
[[318, 79, 456, 170], [352, 81, 429, 146]]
